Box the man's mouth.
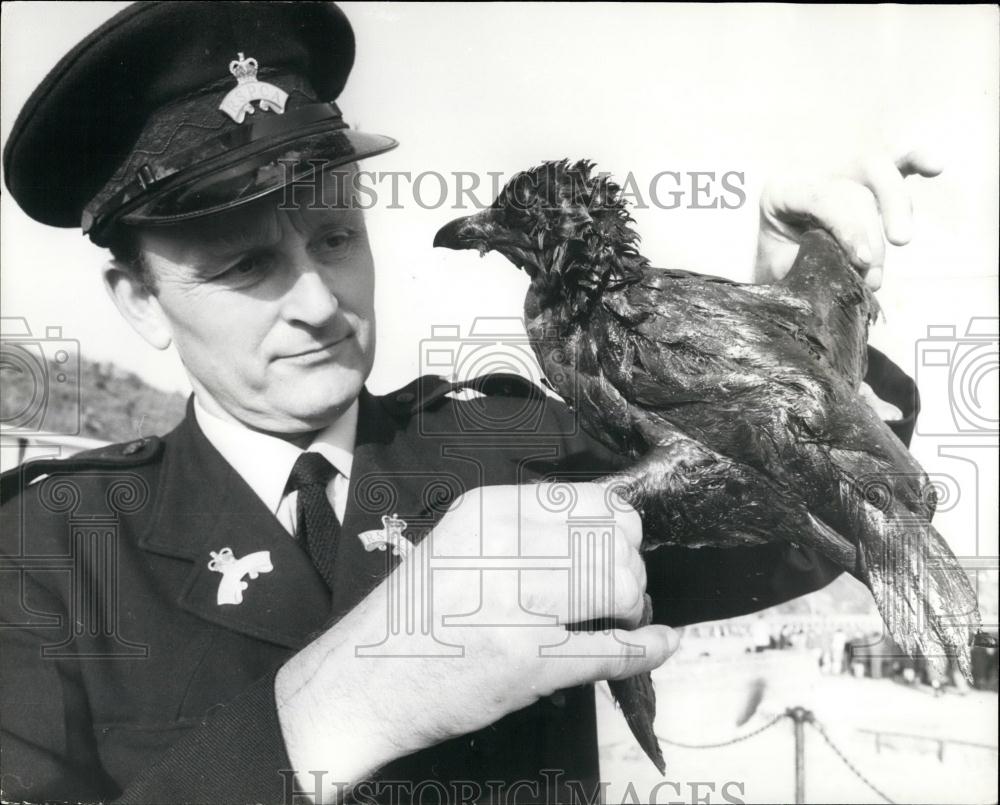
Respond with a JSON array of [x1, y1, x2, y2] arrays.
[[278, 334, 353, 363]]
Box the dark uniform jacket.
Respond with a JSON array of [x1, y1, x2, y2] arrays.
[[0, 352, 918, 804]]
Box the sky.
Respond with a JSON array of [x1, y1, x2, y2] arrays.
[[2, 2, 997, 393], [2, 3, 998, 562]]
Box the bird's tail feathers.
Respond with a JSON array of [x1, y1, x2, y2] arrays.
[[841, 480, 981, 682], [606, 594, 666, 774]]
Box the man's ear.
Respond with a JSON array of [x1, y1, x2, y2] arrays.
[[103, 262, 172, 350]]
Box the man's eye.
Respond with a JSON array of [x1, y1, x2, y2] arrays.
[[317, 229, 356, 255], [214, 254, 269, 283]]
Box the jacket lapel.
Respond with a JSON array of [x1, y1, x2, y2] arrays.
[[138, 391, 479, 644], [138, 403, 332, 649], [330, 389, 466, 622]]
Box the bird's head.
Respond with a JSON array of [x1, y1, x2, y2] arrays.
[[434, 160, 647, 318]]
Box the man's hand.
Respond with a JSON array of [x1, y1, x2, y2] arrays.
[[754, 149, 943, 289], [274, 482, 678, 803]]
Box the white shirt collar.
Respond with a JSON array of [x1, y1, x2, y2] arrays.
[[193, 396, 357, 517]]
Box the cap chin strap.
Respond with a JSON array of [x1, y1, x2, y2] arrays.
[[82, 102, 346, 240]]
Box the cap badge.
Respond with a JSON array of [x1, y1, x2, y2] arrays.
[[218, 52, 289, 124], [358, 514, 415, 558], [207, 547, 274, 605]]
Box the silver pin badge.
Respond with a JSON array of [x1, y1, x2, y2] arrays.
[[358, 514, 414, 558], [218, 52, 289, 124], [207, 547, 273, 606]]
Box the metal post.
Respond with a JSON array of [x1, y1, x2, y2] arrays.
[[787, 706, 813, 804]]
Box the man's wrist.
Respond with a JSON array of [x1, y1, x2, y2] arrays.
[[274, 641, 400, 803]]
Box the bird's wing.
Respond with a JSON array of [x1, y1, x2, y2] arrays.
[[596, 267, 836, 413], [591, 254, 939, 519], [546, 281, 978, 676], [602, 231, 878, 410]]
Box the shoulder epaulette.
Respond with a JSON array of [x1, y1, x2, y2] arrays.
[[378, 375, 454, 418], [378, 373, 550, 419], [450, 373, 549, 400], [0, 436, 163, 506]]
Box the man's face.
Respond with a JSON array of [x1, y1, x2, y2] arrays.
[[137, 175, 376, 434]]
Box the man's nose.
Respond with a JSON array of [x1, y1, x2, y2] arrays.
[[282, 262, 339, 327]]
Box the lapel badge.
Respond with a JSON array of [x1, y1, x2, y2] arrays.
[[219, 52, 289, 124], [358, 514, 414, 558], [207, 547, 273, 606]]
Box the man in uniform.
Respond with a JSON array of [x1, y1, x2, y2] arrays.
[[1, 3, 933, 803]]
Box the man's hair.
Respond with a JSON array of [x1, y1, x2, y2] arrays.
[[106, 226, 157, 293]]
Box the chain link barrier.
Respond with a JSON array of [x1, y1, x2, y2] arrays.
[[654, 708, 900, 803], [807, 718, 896, 804], [655, 712, 787, 749]]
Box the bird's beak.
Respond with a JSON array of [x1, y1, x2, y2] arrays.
[[433, 211, 493, 251]]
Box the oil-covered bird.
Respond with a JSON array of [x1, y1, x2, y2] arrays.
[[434, 159, 983, 774]]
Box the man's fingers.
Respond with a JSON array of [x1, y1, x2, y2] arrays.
[[895, 149, 944, 180], [757, 147, 942, 286], [601, 625, 680, 680], [854, 154, 914, 247], [559, 625, 680, 686], [849, 149, 943, 247], [591, 478, 644, 549], [786, 179, 886, 282], [615, 566, 648, 627]]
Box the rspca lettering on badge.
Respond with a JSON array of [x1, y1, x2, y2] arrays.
[[219, 53, 288, 124], [207, 547, 274, 606], [358, 513, 414, 558]]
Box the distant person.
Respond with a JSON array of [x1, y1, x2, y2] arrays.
[[752, 616, 773, 653], [831, 627, 848, 674]]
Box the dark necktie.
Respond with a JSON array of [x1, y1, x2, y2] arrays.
[[287, 452, 341, 591]]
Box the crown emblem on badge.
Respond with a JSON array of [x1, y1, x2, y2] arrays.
[[218, 52, 289, 124], [229, 52, 260, 83], [358, 514, 415, 558]]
